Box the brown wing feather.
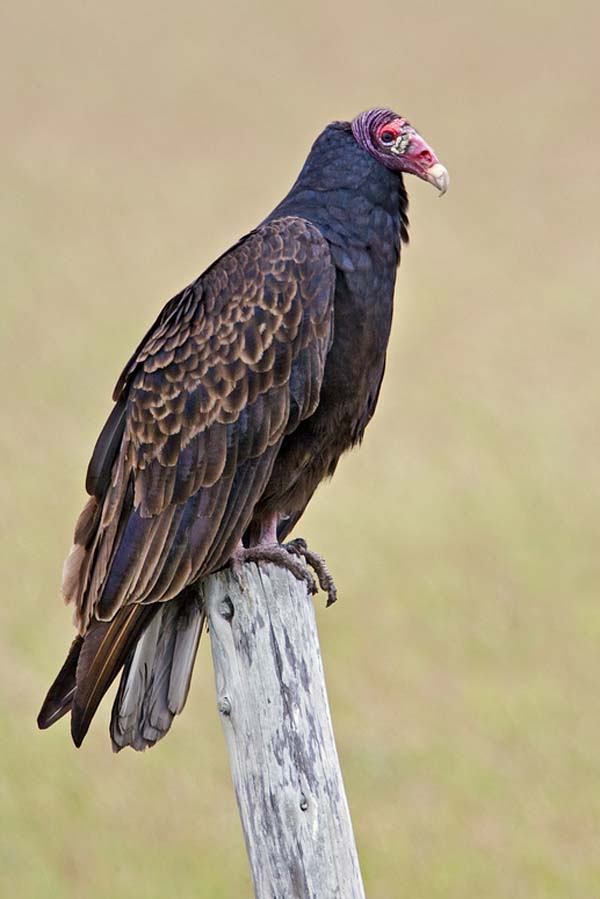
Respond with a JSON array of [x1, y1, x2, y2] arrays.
[[70, 605, 157, 746], [37, 635, 83, 729], [65, 216, 335, 631]]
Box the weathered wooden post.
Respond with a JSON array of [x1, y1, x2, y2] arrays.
[[202, 561, 366, 899]]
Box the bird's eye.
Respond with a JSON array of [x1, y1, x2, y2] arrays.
[[380, 130, 396, 145]]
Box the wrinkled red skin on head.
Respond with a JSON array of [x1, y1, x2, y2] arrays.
[[351, 107, 443, 183], [376, 119, 436, 169], [375, 118, 406, 141], [402, 131, 437, 171]]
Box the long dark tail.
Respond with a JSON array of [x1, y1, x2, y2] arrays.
[[110, 592, 204, 752], [37, 592, 204, 751], [36, 635, 84, 729]]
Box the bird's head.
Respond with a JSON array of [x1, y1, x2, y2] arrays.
[[351, 108, 449, 195]]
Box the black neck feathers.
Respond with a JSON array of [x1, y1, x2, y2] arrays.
[[266, 122, 409, 264]]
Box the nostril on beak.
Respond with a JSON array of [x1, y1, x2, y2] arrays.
[[417, 150, 435, 167]]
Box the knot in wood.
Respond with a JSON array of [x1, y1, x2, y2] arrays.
[[218, 696, 232, 716], [219, 595, 235, 621]]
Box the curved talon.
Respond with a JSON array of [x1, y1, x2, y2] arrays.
[[286, 537, 308, 554], [231, 544, 317, 595], [231, 537, 338, 606], [284, 539, 338, 607]]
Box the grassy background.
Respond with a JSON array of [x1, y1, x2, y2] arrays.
[[2, 1, 600, 896]]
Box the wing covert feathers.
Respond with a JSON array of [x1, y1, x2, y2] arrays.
[[63, 217, 334, 632], [42, 217, 335, 747]]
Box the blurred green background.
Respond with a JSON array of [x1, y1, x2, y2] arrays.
[[2, 1, 600, 896]]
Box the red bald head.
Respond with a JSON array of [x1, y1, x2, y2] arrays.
[[351, 108, 449, 194]]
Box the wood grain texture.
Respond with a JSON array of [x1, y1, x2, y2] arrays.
[[203, 563, 365, 899]]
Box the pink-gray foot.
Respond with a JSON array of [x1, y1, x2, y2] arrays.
[[232, 542, 318, 597], [284, 538, 338, 607], [230, 519, 337, 606]]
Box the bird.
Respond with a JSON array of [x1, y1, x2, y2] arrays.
[[38, 107, 448, 752]]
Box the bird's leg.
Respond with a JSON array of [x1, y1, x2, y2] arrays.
[[231, 518, 338, 607], [284, 538, 338, 607], [231, 517, 318, 597]]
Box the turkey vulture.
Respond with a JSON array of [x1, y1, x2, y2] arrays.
[[38, 107, 448, 751]]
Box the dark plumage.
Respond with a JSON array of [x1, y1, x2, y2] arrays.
[[38, 107, 448, 750]]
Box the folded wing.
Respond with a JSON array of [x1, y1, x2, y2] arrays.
[[64, 216, 335, 633]]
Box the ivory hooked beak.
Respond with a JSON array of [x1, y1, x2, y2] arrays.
[[425, 163, 450, 196]]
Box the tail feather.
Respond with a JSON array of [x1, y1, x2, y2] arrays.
[[38, 592, 203, 750], [70, 604, 156, 747], [37, 635, 84, 729], [110, 592, 204, 752]]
